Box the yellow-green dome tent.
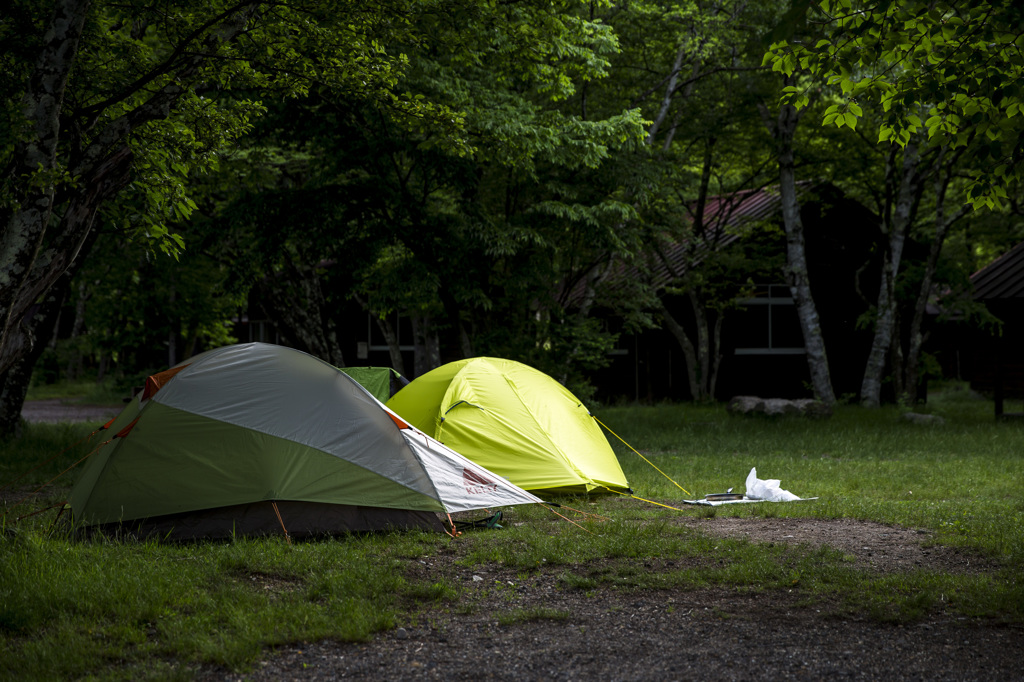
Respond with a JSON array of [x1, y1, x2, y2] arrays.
[[386, 357, 630, 495]]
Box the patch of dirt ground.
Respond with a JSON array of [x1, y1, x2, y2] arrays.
[[677, 516, 990, 574], [20, 399, 121, 425], [199, 517, 1021, 682]]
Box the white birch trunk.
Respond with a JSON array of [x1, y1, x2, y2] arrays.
[[860, 144, 925, 407], [646, 46, 688, 145], [903, 154, 966, 403], [772, 99, 835, 404]]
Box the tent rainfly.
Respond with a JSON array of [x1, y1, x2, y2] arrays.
[[386, 357, 630, 495], [69, 343, 542, 540]]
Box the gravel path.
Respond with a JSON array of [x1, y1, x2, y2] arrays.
[[198, 518, 1021, 681], [20, 399, 121, 424], [221, 589, 1018, 681]]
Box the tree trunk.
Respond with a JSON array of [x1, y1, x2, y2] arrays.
[[0, 0, 91, 378], [351, 294, 406, 375], [692, 137, 716, 240], [902, 154, 966, 404], [412, 315, 441, 377], [770, 94, 835, 404], [651, 133, 723, 401], [659, 300, 702, 400], [0, 274, 73, 438], [374, 314, 407, 377], [709, 314, 723, 400], [0, 358, 35, 441], [860, 144, 926, 407], [646, 46, 688, 145], [889, 305, 905, 401], [558, 256, 615, 383], [1, 2, 261, 376], [1, 144, 133, 376], [437, 286, 473, 361], [183, 328, 200, 361], [687, 289, 712, 398], [661, 296, 722, 402], [0, 218, 102, 436], [257, 261, 344, 367], [64, 280, 89, 380]]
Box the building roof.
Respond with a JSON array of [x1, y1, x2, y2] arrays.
[[643, 185, 793, 290], [563, 182, 821, 306], [971, 240, 1024, 300]]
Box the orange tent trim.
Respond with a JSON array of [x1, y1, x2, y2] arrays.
[[142, 365, 190, 401]]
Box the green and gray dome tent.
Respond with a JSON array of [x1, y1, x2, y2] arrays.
[[70, 343, 542, 540], [385, 357, 630, 496]]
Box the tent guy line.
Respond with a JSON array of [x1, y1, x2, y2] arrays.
[[593, 415, 692, 497]]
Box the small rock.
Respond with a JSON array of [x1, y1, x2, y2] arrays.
[[901, 412, 946, 426]]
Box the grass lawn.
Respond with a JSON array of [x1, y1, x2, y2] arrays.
[[1, 382, 1022, 680], [24, 378, 130, 405]]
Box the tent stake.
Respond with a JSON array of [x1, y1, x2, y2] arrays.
[[270, 501, 291, 545]]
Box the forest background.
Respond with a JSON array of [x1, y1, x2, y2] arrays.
[[2, 0, 1024, 437]]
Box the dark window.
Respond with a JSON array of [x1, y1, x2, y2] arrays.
[[734, 285, 805, 355]]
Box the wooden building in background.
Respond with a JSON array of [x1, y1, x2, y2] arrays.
[[587, 183, 882, 403], [967, 240, 1024, 418]]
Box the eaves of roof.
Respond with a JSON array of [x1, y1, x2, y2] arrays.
[[563, 183, 817, 307], [642, 185, 790, 290], [971, 240, 1024, 300]]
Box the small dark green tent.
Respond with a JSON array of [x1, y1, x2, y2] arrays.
[[338, 366, 409, 403]]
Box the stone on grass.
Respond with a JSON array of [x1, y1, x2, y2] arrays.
[[727, 396, 832, 419], [900, 412, 946, 426]]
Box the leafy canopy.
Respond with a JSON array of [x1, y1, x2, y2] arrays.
[[0, 0, 467, 254], [764, 0, 1024, 209]]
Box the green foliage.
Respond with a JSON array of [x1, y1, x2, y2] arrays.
[[3, 0, 511, 399], [3, 0, 424, 250], [190, 0, 650, 379], [765, 0, 1024, 209], [56, 226, 242, 383]]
